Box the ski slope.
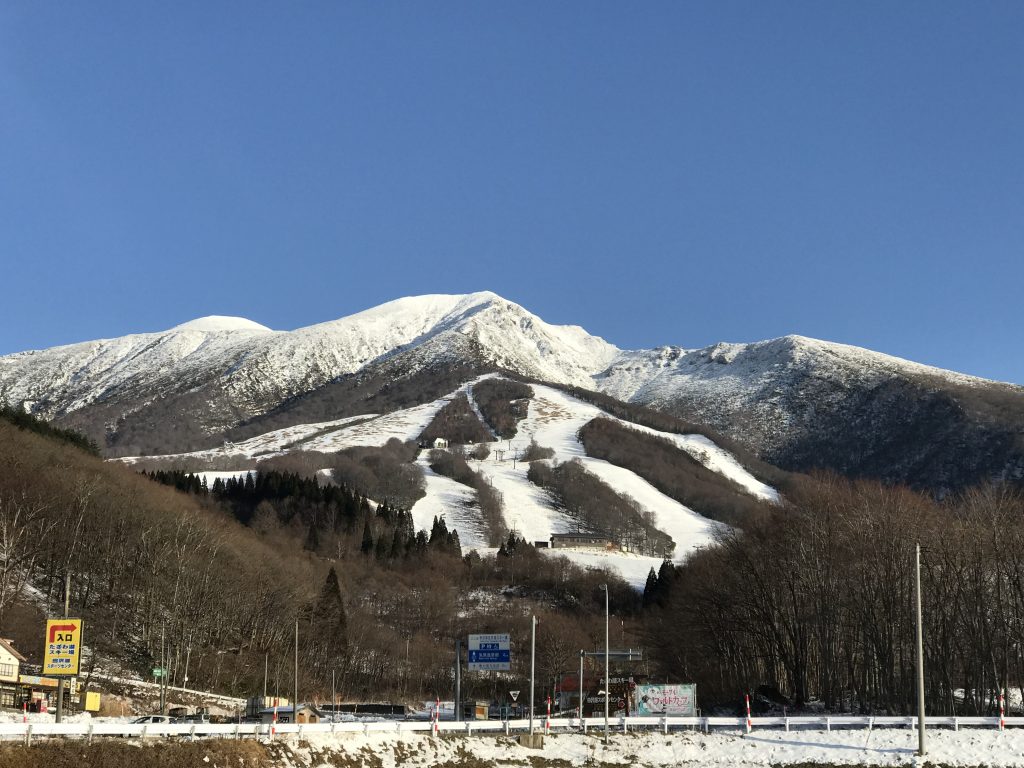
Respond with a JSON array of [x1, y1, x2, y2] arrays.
[[131, 377, 773, 587]]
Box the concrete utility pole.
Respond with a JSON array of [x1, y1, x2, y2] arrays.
[[602, 584, 610, 746], [915, 543, 926, 757], [294, 621, 299, 722], [578, 650, 585, 722], [55, 572, 71, 723], [160, 623, 166, 715], [529, 615, 537, 734], [454, 638, 461, 722]]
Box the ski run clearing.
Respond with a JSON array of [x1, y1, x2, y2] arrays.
[[124, 375, 779, 586]]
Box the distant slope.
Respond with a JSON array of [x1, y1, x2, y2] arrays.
[[599, 336, 1024, 492], [122, 375, 778, 586]]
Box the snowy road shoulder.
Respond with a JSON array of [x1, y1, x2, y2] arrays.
[[284, 728, 1024, 767]]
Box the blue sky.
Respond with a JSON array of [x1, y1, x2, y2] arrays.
[[1, 3, 1022, 382]]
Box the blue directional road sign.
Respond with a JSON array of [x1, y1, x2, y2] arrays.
[[467, 633, 511, 671]]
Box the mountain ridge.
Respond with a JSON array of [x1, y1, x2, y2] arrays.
[[2, 291, 1022, 493]]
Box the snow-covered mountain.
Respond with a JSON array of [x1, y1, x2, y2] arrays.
[[2, 291, 1022, 492], [0, 292, 612, 429], [119, 376, 779, 586]]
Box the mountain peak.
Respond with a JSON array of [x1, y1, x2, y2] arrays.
[[171, 316, 273, 333]]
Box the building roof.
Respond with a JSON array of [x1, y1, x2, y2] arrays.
[[259, 703, 321, 715], [0, 638, 27, 662]]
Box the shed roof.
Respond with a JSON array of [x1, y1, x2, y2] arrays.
[[0, 639, 27, 662]]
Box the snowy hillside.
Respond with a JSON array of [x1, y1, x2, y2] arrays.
[[121, 376, 776, 586], [3, 291, 1021, 492], [0, 292, 616, 423]]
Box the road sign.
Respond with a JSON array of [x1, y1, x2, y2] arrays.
[[509, 690, 520, 701], [43, 618, 83, 677], [153, 668, 166, 678], [467, 633, 510, 671]]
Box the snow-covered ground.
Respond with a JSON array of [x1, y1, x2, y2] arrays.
[[411, 455, 489, 550], [541, 548, 666, 588], [287, 728, 1024, 767], [128, 376, 772, 586], [474, 384, 730, 556]]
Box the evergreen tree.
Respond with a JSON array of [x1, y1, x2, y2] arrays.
[[390, 528, 406, 559], [374, 533, 389, 560], [652, 559, 676, 607], [429, 516, 450, 548], [448, 529, 462, 558], [642, 567, 659, 608], [311, 567, 348, 658], [360, 518, 374, 555]]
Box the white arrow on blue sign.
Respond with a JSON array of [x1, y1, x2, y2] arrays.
[[467, 633, 511, 671]]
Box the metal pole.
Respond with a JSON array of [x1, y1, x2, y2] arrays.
[[56, 572, 70, 723], [602, 584, 609, 745], [160, 624, 166, 715], [264, 653, 268, 700], [529, 615, 536, 734], [183, 645, 191, 690], [915, 543, 926, 757], [332, 669, 336, 714], [294, 621, 299, 722], [579, 650, 584, 721], [455, 638, 461, 722]]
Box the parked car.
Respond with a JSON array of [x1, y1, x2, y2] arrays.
[[174, 713, 210, 724], [131, 715, 172, 724]]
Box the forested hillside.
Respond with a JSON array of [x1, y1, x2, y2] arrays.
[[0, 416, 633, 703], [642, 474, 1024, 715]]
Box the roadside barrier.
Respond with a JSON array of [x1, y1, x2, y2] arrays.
[[0, 715, 1022, 741]]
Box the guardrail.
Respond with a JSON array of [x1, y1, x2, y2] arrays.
[[0, 715, 1020, 743]]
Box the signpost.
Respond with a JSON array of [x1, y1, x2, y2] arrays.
[[43, 619, 83, 676], [467, 633, 510, 671]]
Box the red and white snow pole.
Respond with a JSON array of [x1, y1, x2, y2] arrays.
[[745, 693, 752, 734], [433, 697, 440, 735], [271, 704, 277, 738], [545, 696, 551, 733], [1000, 689, 1005, 731], [22, 701, 27, 724]]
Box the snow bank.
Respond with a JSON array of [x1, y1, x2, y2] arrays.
[[286, 727, 1024, 767]]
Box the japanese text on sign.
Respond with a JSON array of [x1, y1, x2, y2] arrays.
[[43, 619, 83, 677]]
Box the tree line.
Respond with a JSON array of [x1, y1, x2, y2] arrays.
[[643, 474, 1024, 715]]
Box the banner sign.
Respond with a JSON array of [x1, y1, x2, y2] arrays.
[[19, 674, 59, 688], [43, 618, 83, 677], [467, 633, 510, 671], [636, 683, 697, 716]]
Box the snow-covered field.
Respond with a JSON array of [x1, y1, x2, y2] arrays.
[[285, 728, 1024, 767]]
